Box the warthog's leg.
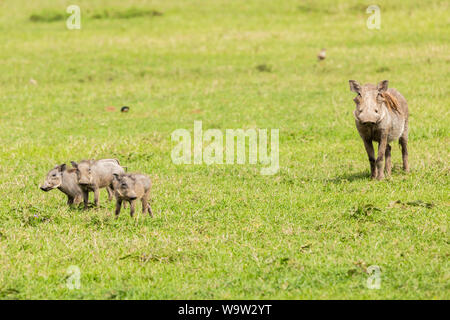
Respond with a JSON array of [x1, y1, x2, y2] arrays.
[[141, 191, 153, 217], [376, 133, 388, 180], [93, 187, 100, 207], [141, 197, 147, 215], [115, 198, 122, 217], [67, 196, 74, 206], [385, 144, 392, 176], [82, 189, 89, 210], [106, 185, 114, 201], [399, 121, 409, 172], [129, 200, 136, 217], [148, 200, 153, 218], [363, 139, 377, 179]]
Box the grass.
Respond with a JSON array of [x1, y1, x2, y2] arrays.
[[0, 0, 448, 299]]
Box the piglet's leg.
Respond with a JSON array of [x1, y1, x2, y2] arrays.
[[129, 200, 136, 217], [141, 197, 147, 215], [93, 187, 100, 207], [115, 199, 122, 217], [106, 186, 114, 201], [82, 190, 89, 210], [148, 202, 153, 218]]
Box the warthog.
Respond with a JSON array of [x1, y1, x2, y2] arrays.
[[71, 158, 125, 209], [40, 164, 83, 205], [112, 173, 153, 218], [349, 80, 409, 180]]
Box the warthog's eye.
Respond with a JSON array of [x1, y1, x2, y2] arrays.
[[375, 109, 379, 113], [121, 183, 127, 188]]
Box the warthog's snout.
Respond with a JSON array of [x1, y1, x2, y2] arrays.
[[358, 111, 379, 126], [40, 185, 51, 192], [129, 196, 137, 200]]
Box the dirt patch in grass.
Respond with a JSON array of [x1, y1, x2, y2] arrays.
[[91, 8, 163, 20], [30, 7, 163, 23], [29, 11, 65, 23]]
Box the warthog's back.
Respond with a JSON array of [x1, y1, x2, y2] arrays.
[[97, 158, 121, 165], [93, 160, 125, 187], [61, 170, 83, 196], [134, 174, 151, 191]]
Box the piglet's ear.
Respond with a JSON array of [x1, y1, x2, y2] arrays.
[[349, 80, 361, 93], [377, 80, 389, 93], [70, 161, 78, 169], [59, 164, 66, 172]]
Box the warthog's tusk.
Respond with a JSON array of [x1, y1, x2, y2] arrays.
[[377, 108, 386, 123]]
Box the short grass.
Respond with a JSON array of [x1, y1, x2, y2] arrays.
[[0, 0, 448, 299]]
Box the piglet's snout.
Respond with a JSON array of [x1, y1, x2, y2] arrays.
[[128, 193, 138, 200]]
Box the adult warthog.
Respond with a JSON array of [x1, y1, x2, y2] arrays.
[[349, 80, 409, 180]]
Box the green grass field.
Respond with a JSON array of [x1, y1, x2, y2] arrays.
[[0, 0, 448, 299]]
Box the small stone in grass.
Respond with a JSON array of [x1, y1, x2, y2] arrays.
[[121, 106, 130, 113]]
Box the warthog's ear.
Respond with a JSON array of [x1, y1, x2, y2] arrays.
[[59, 164, 66, 172], [377, 80, 389, 93], [349, 80, 361, 93], [70, 161, 78, 169]]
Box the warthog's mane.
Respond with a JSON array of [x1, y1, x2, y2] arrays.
[[381, 92, 401, 113]]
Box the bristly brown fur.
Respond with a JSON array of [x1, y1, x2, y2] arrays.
[[381, 92, 401, 113]]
